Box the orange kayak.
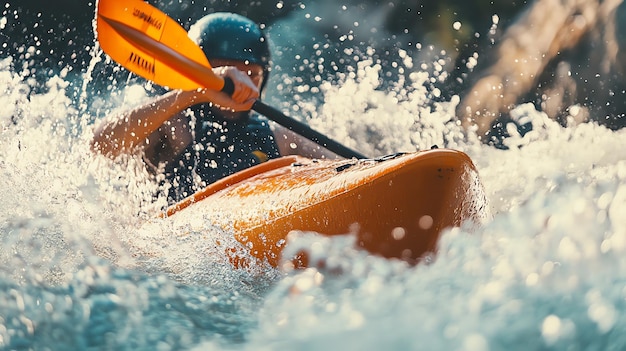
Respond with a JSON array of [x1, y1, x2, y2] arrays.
[[162, 149, 488, 268]]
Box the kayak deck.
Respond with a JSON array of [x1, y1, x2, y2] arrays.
[[163, 149, 488, 267]]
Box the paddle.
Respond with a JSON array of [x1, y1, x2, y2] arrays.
[[95, 0, 366, 159]]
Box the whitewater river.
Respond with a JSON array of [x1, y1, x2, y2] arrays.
[[2, 4, 626, 351]]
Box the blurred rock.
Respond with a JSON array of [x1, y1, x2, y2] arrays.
[[455, 0, 626, 143]]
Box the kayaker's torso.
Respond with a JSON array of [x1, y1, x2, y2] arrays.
[[143, 104, 281, 203]]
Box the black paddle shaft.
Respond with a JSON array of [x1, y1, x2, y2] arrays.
[[251, 100, 367, 159], [219, 77, 365, 159]]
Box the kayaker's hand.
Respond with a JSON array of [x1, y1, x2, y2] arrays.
[[185, 66, 259, 118], [220, 66, 260, 105]]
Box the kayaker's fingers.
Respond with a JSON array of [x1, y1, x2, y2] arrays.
[[184, 66, 259, 115], [220, 67, 260, 104]]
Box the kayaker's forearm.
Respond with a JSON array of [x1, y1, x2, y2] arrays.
[[91, 90, 197, 157]]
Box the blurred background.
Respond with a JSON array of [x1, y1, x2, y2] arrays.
[[0, 0, 526, 71], [2, 0, 625, 138], [0, 0, 525, 94]]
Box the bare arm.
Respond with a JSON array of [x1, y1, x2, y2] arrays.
[[91, 90, 198, 157], [91, 67, 259, 158]]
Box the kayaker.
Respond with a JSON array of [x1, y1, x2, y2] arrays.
[[91, 12, 338, 204]]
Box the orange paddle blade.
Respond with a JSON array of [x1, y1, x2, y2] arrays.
[[96, 0, 225, 91]]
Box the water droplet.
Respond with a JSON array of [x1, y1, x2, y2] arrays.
[[418, 215, 433, 230], [391, 227, 406, 240]]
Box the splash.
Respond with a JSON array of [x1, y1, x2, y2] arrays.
[[2, 4, 626, 349]]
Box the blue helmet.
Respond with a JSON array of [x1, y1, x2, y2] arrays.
[[189, 13, 271, 90]]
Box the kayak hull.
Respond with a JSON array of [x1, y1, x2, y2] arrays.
[[164, 149, 488, 267]]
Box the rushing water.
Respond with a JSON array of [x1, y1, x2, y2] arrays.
[[2, 3, 626, 351]]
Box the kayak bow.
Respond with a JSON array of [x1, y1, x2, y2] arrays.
[[162, 149, 489, 268]]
